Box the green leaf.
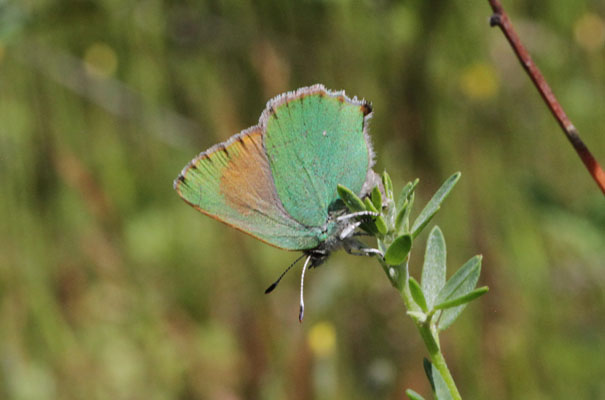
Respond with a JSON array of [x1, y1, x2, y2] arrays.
[[395, 192, 415, 234], [423, 358, 434, 389], [364, 197, 378, 213], [405, 389, 425, 400], [337, 184, 366, 212], [408, 277, 428, 312], [423, 359, 453, 400], [395, 199, 408, 231], [382, 171, 394, 199], [421, 226, 447, 309], [375, 215, 388, 235], [397, 179, 419, 210], [433, 367, 453, 400], [363, 198, 387, 235], [436, 255, 482, 331], [411, 172, 460, 238], [435, 255, 482, 304], [360, 221, 379, 236], [384, 234, 412, 265], [371, 185, 383, 210], [434, 286, 489, 310]]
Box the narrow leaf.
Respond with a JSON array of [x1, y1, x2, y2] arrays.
[[435, 255, 482, 304], [337, 184, 366, 212], [433, 367, 453, 400], [371, 185, 383, 210], [394, 199, 408, 231], [360, 221, 379, 235], [405, 389, 425, 400], [397, 192, 415, 234], [382, 171, 394, 199], [362, 198, 387, 235], [434, 286, 489, 310], [423, 358, 434, 390], [375, 215, 388, 235], [411, 172, 460, 238], [397, 179, 419, 210], [423, 359, 453, 400], [436, 255, 482, 331], [408, 277, 428, 312], [421, 226, 447, 309], [364, 197, 378, 213], [384, 234, 412, 266]]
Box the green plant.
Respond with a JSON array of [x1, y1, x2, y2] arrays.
[[338, 172, 488, 399]]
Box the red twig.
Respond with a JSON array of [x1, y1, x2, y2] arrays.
[[487, 0, 605, 195]]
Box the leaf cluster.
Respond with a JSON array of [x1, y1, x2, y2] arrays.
[[338, 172, 488, 399]]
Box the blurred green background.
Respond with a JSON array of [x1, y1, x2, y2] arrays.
[[1, 0, 604, 399]]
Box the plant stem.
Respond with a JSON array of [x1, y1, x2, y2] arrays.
[[401, 274, 461, 399], [487, 0, 605, 194], [417, 322, 462, 400], [430, 342, 461, 400], [392, 267, 463, 399]]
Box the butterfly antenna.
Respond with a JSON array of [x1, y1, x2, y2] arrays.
[[299, 255, 312, 323], [265, 253, 307, 294]]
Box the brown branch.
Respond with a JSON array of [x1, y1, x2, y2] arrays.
[[487, 0, 605, 195]]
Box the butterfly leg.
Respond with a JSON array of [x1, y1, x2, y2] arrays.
[[343, 238, 384, 258], [338, 210, 380, 241], [336, 210, 379, 223], [339, 220, 363, 240], [352, 231, 373, 237]]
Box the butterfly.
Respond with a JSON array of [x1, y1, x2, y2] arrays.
[[174, 84, 382, 320]]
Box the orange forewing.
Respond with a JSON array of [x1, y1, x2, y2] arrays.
[[174, 127, 319, 250]]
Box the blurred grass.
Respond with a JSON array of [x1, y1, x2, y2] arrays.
[[0, 0, 604, 399]]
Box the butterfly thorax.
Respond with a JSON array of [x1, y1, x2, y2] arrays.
[[305, 213, 360, 267]]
